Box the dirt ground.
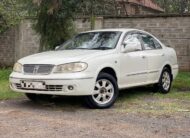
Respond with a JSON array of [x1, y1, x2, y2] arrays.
[[0, 96, 190, 138]]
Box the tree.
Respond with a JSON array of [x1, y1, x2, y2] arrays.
[[29, 0, 79, 50], [77, 0, 117, 29], [0, 0, 22, 33], [155, 0, 190, 14], [23, 0, 117, 50], [77, 0, 117, 16], [22, 0, 190, 50]]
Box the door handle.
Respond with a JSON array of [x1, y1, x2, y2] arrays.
[[161, 53, 165, 56], [142, 55, 146, 59]]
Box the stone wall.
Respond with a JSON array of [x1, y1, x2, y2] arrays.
[[0, 15, 189, 71], [15, 20, 40, 60], [0, 20, 40, 67], [103, 16, 190, 71], [75, 17, 103, 32], [0, 28, 16, 67]]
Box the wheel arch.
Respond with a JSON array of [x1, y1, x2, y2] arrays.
[[163, 64, 173, 81], [98, 67, 118, 82]]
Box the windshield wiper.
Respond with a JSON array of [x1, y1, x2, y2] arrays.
[[74, 48, 91, 50], [72, 47, 113, 50], [91, 47, 113, 50]]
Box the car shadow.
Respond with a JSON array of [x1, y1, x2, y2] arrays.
[[17, 86, 155, 110], [118, 86, 155, 100], [17, 96, 85, 111]]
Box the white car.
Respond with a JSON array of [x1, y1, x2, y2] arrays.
[[9, 29, 178, 108]]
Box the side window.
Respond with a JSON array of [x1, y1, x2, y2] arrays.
[[123, 33, 142, 50], [141, 34, 156, 50], [141, 34, 162, 50]]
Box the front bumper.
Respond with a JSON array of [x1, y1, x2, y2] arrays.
[[9, 72, 95, 96]]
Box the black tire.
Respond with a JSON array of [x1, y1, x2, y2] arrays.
[[25, 93, 52, 102], [85, 73, 119, 109], [153, 67, 172, 94]]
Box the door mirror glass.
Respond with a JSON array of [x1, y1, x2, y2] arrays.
[[55, 46, 60, 50], [166, 44, 171, 47], [122, 34, 142, 53], [122, 42, 142, 53]]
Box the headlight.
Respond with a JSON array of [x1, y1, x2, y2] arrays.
[[13, 62, 23, 73], [54, 62, 88, 73]]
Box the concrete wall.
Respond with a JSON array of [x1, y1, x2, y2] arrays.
[[76, 16, 190, 71], [0, 28, 16, 67], [75, 17, 103, 32], [0, 15, 190, 71], [15, 20, 40, 60], [0, 20, 40, 67], [103, 16, 190, 71]]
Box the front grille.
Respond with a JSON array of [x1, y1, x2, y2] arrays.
[[14, 83, 63, 92], [46, 85, 63, 91], [23, 64, 54, 75]]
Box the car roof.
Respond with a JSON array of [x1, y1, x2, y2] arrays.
[[82, 28, 141, 33]]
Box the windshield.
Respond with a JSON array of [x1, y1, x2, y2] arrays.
[[57, 31, 122, 50]]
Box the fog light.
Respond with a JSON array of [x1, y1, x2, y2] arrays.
[[68, 85, 74, 90], [10, 83, 15, 89]]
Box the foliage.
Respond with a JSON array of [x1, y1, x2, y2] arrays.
[[34, 0, 80, 50], [0, 0, 22, 33], [2, 0, 189, 49], [0, 0, 32, 33], [78, 0, 117, 29], [77, 0, 117, 16], [0, 69, 22, 100], [23, 0, 117, 50], [155, 0, 190, 14], [173, 72, 190, 91]]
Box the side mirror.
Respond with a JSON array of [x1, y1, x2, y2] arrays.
[[121, 41, 142, 53], [55, 46, 60, 50], [166, 45, 171, 47]]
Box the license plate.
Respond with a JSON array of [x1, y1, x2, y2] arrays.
[[21, 81, 46, 90]]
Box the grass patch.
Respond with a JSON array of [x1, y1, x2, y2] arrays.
[[116, 72, 190, 114], [0, 69, 23, 100], [117, 89, 190, 115], [154, 90, 190, 100], [173, 72, 190, 91]]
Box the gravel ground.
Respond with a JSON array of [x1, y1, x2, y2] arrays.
[[0, 97, 190, 138]]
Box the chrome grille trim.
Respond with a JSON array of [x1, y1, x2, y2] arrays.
[[23, 64, 54, 75]]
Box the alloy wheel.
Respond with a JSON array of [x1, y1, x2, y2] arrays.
[[162, 71, 171, 91], [92, 79, 114, 105]]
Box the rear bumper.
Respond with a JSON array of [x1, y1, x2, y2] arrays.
[[9, 72, 96, 96], [172, 64, 179, 79]]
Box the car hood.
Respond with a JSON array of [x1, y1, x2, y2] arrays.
[[18, 50, 112, 65]]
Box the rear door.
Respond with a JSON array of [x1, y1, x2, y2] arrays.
[[140, 33, 165, 83]]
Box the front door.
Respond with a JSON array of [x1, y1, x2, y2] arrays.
[[119, 32, 148, 88]]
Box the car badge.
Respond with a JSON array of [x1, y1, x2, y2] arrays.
[[33, 65, 39, 74]]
